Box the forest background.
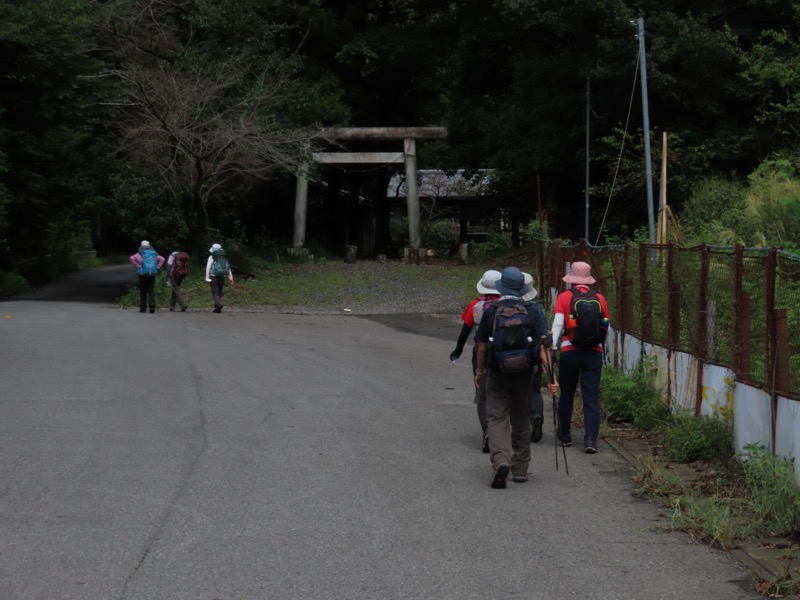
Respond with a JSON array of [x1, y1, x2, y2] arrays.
[[2, 0, 800, 285]]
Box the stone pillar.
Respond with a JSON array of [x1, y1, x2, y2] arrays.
[[292, 165, 309, 248], [404, 138, 421, 254], [458, 243, 470, 264]]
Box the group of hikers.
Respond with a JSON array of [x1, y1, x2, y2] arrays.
[[129, 241, 235, 314], [451, 263, 610, 489]]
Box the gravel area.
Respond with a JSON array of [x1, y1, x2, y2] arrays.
[[236, 260, 471, 318]]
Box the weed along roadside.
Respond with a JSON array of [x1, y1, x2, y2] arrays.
[[599, 362, 800, 599]]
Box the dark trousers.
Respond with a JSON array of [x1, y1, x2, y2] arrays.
[[210, 276, 226, 309], [138, 275, 156, 310], [558, 349, 603, 441]]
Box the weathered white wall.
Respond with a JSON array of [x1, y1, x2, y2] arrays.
[[602, 324, 799, 484]]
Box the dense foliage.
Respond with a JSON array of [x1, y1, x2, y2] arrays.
[[2, 0, 800, 272]]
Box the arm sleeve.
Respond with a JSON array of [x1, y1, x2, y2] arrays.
[[453, 323, 471, 354], [551, 312, 565, 346], [205, 256, 213, 280]]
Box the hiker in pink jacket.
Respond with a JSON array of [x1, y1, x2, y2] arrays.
[[129, 240, 166, 313]]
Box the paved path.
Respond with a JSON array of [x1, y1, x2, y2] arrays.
[[0, 267, 761, 599]]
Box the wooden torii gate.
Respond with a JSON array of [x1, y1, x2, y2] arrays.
[[292, 126, 448, 261]]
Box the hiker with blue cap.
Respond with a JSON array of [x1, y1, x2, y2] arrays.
[[474, 267, 559, 488]]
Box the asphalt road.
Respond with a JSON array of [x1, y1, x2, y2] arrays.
[[0, 266, 761, 600]]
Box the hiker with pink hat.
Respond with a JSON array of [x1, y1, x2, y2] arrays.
[[550, 261, 610, 454]]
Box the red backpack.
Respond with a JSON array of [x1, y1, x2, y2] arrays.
[[172, 252, 190, 277]]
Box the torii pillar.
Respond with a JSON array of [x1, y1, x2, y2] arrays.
[[292, 127, 447, 262]]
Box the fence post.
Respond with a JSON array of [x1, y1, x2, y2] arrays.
[[765, 248, 778, 452], [639, 248, 652, 341], [667, 244, 681, 349], [733, 245, 752, 380], [620, 244, 634, 334], [695, 244, 710, 416]]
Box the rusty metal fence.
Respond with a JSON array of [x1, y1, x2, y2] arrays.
[[535, 241, 800, 401]]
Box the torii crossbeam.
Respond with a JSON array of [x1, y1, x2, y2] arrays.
[[292, 127, 448, 260]]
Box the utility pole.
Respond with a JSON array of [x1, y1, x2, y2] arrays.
[[637, 14, 656, 244], [585, 77, 591, 244]]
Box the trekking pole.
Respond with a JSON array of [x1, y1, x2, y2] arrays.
[[542, 345, 569, 476]]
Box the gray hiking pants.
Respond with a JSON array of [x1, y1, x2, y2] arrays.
[[486, 369, 533, 478]]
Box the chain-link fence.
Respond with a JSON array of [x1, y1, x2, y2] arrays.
[[536, 241, 800, 400]]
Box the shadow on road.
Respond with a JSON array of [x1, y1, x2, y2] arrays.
[[8, 264, 134, 304]]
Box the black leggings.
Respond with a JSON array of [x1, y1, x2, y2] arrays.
[[138, 275, 156, 310]]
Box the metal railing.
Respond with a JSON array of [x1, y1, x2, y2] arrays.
[[534, 240, 800, 401]]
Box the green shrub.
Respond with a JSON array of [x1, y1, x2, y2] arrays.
[[423, 220, 459, 257], [523, 220, 548, 245], [667, 410, 733, 463], [0, 271, 31, 298], [470, 232, 512, 262], [741, 444, 800, 536], [600, 360, 668, 430]]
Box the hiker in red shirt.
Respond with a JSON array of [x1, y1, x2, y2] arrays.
[[450, 270, 501, 452], [551, 261, 610, 454]]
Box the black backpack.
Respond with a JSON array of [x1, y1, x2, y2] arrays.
[[569, 288, 607, 348], [490, 301, 539, 373]]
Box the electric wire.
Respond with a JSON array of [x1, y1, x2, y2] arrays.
[[593, 48, 641, 247]]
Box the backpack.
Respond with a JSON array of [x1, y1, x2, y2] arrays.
[[172, 252, 190, 277], [138, 248, 158, 276], [472, 296, 497, 329], [569, 288, 608, 348], [490, 301, 539, 374], [210, 250, 230, 276]]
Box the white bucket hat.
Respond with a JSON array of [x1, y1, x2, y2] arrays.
[[476, 269, 502, 295], [522, 272, 538, 301]]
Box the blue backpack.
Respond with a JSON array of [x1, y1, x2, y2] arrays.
[[210, 250, 230, 276], [138, 248, 159, 276], [490, 301, 539, 373]]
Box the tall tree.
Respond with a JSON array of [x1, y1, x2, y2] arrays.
[[96, 0, 339, 249], [0, 0, 115, 265]]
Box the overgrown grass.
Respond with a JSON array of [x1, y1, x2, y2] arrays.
[[116, 260, 485, 309], [741, 444, 800, 537], [667, 410, 734, 463], [611, 364, 800, 591], [600, 359, 669, 430]]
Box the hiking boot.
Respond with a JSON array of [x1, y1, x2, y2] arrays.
[[481, 432, 489, 453], [584, 438, 598, 454], [557, 431, 572, 447], [213, 305, 222, 313], [180, 305, 187, 312], [512, 470, 528, 483], [169, 307, 175, 312], [139, 308, 146, 313], [491, 464, 509, 489], [531, 414, 543, 443], [149, 307, 155, 313]]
